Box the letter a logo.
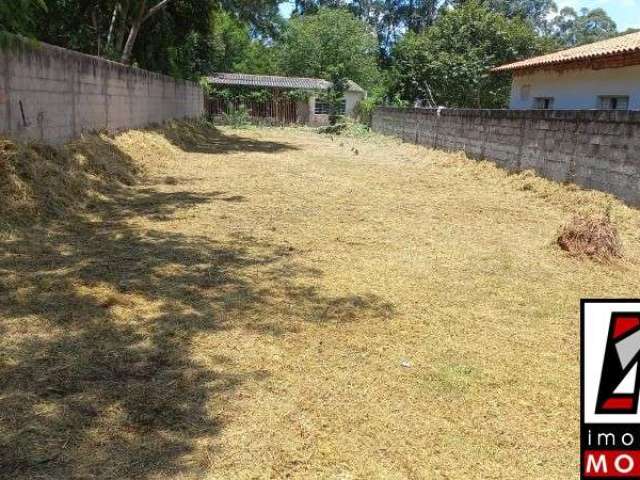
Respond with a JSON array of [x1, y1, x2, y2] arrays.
[[596, 313, 640, 414]]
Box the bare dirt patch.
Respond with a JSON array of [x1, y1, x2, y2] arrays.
[[2, 122, 640, 479]]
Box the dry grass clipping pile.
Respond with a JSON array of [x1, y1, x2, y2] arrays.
[[557, 210, 623, 261], [0, 135, 139, 226], [0, 121, 223, 228]]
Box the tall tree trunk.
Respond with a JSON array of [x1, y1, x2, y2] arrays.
[[120, 21, 142, 63], [92, 8, 102, 56], [120, 0, 172, 64], [120, 0, 146, 64], [115, 0, 130, 54], [106, 2, 120, 51]]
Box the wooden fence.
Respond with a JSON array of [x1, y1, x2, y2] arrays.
[[205, 97, 299, 125]]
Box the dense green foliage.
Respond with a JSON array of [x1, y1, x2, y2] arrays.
[[0, 0, 47, 35], [1, 1, 280, 79], [452, 0, 555, 30], [292, 1, 441, 59], [0, 0, 630, 108], [390, 1, 540, 108], [279, 8, 380, 123], [280, 8, 379, 89], [547, 6, 617, 47]]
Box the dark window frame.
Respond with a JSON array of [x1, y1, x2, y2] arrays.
[[533, 97, 554, 110], [314, 98, 346, 115], [598, 95, 630, 111]]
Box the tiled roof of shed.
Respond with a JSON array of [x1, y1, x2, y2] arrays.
[[206, 73, 364, 92], [493, 31, 640, 72]]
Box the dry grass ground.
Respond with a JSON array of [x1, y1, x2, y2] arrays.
[[2, 122, 640, 479]]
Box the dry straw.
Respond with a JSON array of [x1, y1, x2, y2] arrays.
[[1, 122, 639, 479], [557, 210, 623, 261]]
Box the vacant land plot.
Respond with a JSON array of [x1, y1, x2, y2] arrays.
[[2, 123, 640, 479]]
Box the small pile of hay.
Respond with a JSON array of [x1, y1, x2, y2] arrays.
[[557, 212, 623, 260]]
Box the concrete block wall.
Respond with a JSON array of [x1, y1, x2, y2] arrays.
[[372, 107, 640, 205], [0, 36, 204, 144]]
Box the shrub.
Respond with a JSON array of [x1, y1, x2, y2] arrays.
[[223, 105, 250, 128], [317, 118, 371, 138], [317, 123, 348, 135], [557, 211, 623, 261], [354, 96, 379, 126]]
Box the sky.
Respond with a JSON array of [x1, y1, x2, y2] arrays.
[[278, 1, 640, 30], [555, 0, 640, 31], [279, 1, 295, 18]]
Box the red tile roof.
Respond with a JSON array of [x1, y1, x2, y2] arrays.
[[493, 31, 640, 72], [206, 73, 364, 92]]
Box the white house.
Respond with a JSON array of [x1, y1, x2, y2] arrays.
[[494, 32, 640, 110], [205, 73, 366, 126]]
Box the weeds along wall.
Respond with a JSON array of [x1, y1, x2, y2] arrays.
[[372, 107, 640, 205], [0, 36, 204, 144]]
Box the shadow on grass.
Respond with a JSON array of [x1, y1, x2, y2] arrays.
[[161, 121, 299, 155], [0, 129, 392, 479]]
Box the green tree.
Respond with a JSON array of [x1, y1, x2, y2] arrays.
[[292, 0, 443, 62], [453, 0, 555, 30], [190, 8, 281, 77], [19, 0, 281, 79], [19, 0, 112, 55], [166, 7, 252, 79], [390, 0, 539, 108], [302, 1, 442, 46], [293, 0, 350, 15], [549, 6, 617, 46], [281, 8, 380, 123], [280, 7, 379, 89], [0, 0, 47, 35], [233, 41, 281, 74], [352, 1, 407, 55], [124, 0, 282, 66], [208, 9, 252, 73], [401, 0, 440, 33]]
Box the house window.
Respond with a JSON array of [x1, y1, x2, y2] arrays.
[[598, 96, 629, 110], [314, 98, 346, 115], [533, 97, 554, 110]]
